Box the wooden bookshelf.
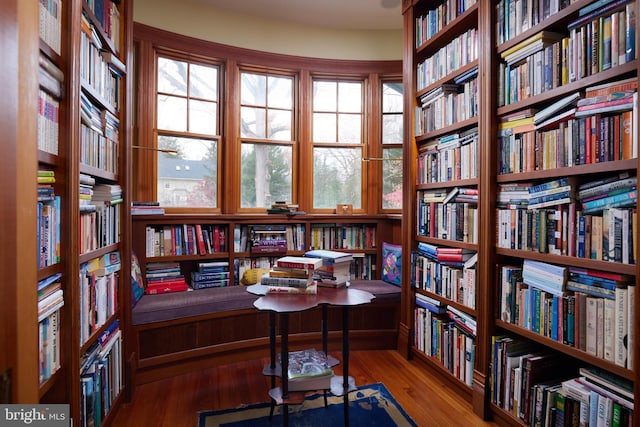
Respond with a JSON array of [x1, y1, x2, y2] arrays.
[[401, 0, 486, 410], [403, 0, 639, 425]]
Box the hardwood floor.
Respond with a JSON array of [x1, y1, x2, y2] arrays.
[[112, 350, 499, 426]]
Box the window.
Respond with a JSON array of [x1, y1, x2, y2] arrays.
[[156, 56, 220, 208], [381, 81, 403, 210], [240, 71, 295, 208], [312, 79, 364, 209]]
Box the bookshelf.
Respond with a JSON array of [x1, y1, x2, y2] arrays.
[[403, 0, 639, 424], [131, 215, 388, 289], [401, 0, 485, 407], [37, 0, 67, 403], [70, 0, 132, 425]]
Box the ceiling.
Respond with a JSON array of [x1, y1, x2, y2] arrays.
[[194, 0, 404, 30]]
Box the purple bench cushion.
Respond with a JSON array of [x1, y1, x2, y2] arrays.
[[132, 286, 258, 325], [132, 280, 401, 326]]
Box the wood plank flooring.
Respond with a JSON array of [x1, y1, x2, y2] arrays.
[[112, 350, 500, 426]]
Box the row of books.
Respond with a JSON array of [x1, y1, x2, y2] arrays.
[[497, 174, 637, 262], [498, 2, 637, 107], [79, 98, 119, 174], [39, 0, 62, 55], [498, 203, 636, 262], [414, 0, 478, 48], [497, 100, 636, 174], [491, 335, 634, 426], [498, 262, 635, 368], [417, 194, 478, 243], [414, 75, 478, 134], [80, 13, 123, 110], [234, 224, 306, 253], [309, 223, 377, 251], [37, 171, 61, 268], [416, 127, 478, 184], [416, 27, 478, 91], [412, 242, 477, 309], [38, 273, 63, 384], [496, 0, 571, 45], [414, 294, 476, 387], [38, 89, 60, 155], [79, 252, 121, 345], [80, 322, 123, 427], [85, 0, 121, 50], [144, 223, 228, 258], [79, 182, 123, 254]]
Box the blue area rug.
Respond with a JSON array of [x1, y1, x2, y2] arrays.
[[197, 382, 417, 426]]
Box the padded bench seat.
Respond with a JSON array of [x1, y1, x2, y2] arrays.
[[131, 280, 400, 326]]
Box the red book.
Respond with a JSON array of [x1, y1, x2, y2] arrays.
[[195, 224, 206, 255], [145, 281, 188, 294], [275, 256, 323, 270]]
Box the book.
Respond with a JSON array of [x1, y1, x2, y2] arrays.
[[280, 348, 334, 380], [275, 256, 323, 270], [145, 280, 189, 295], [265, 283, 318, 295], [260, 274, 313, 289], [304, 249, 353, 264], [533, 93, 581, 125]]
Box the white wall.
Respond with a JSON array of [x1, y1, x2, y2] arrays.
[[133, 0, 403, 61]]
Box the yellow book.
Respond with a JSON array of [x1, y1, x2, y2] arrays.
[[498, 116, 535, 130]]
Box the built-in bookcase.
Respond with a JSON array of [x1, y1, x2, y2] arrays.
[[37, 0, 66, 400], [72, 1, 130, 425], [403, 0, 639, 424], [402, 0, 482, 399], [132, 216, 387, 289]]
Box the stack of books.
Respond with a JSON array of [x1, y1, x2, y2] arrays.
[[260, 256, 322, 294], [191, 261, 230, 289], [145, 261, 188, 294], [303, 249, 353, 287], [266, 201, 303, 215]]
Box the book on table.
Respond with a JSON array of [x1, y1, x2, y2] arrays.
[[278, 348, 335, 391]]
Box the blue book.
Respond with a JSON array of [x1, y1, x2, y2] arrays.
[[551, 296, 559, 341], [581, 189, 637, 213]]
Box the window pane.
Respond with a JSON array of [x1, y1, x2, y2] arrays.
[[338, 114, 361, 143], [313, 113, 336, 142], [241, 73, 266, 106], [240, 143, 292, 208], [313, 147, 362, 209], [268, 109, 292, 140], [190, 64, 217, 100], [382, 114, 403, 144], [382, 148, 403, 209], [241, 106, 266, 138], [382, 82, 403, 113], [157, 57, 187, 95], [313, 81, 336, 111], [338, 82, 361, 113], [157, 135, 217, 208], [189, 100, 217, 135], [157, 95, 187, 131], [268, 76, 292, 109]]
